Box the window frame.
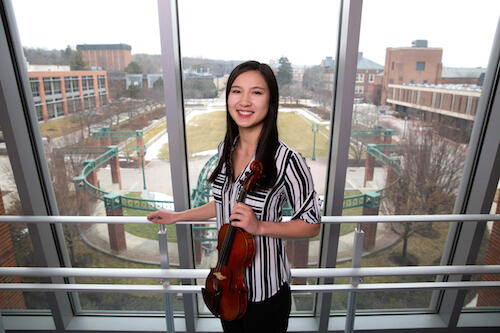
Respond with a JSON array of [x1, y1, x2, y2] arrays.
[[1, 0, 500, 332]]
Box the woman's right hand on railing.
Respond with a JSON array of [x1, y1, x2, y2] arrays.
[[147, 210, 179, 224]]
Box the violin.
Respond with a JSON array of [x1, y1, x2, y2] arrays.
[[202, 160, 263, 321]]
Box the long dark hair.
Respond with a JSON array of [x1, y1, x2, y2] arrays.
[[208, 60, 279, 189]]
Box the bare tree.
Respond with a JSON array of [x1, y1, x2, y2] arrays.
[[349, 138, 364, 165], [385, 124, 466, 264]]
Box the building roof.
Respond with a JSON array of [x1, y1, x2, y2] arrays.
[[357, 52, 383, 70], [321, 53, 383, 71], [321, 56, 335, 69], [76, 43, 132, 51], [441, 67, 485, 78]]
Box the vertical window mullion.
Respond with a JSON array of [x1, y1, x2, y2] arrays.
[[158, 0, 196, 330], [0, 1, 74, 329], [318, 0, 363, 331], [437, 20, 500, 328]]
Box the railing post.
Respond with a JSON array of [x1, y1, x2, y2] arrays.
[[158, 224, 175, 333], [345, 223, 364, 333]]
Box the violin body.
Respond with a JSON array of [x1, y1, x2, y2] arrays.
[[202, 160, 262, 321], [202, 224, 255, 321]]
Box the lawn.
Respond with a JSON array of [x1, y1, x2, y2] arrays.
[[39, 114, 84, 137], [158, 110, 331, 160], [122, 192, 177, 243], [331, 221, 452, 310]]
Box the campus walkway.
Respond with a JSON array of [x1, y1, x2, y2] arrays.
[[81, 219, 399, 267]]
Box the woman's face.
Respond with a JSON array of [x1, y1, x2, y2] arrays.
[[227, 70, 270, 131]]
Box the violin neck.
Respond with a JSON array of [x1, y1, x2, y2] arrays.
[[218, 224, 236, 266]]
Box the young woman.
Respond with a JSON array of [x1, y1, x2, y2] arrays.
[[147, 60, 321, 332]]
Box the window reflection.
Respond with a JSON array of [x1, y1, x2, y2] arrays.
[[0, 129, 48, 309]]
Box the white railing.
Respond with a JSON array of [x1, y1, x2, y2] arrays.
[[1, 214, 500, 333]]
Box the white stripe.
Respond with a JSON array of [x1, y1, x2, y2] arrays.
[[212, 141, 320, 302]]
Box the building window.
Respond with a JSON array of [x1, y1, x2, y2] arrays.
[[391, 61, 395, 70], [82, 76, 94, 91], [29, 78, 39, 97], [416, 61, 425, 71], [52, 77, 61, 94], [369, 74, 375, 83], [43, 78, 53, 95], [355, 85, 364, 94], [35, 104, 43, 121], [65, 76, 80, 93], [389, 79, 394, 84], [98, 75, 106, 90], [356, 73, 365, 82]]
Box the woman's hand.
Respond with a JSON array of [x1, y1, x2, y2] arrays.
[[230, 202, 261, 235], [147, 210, 179, 225]]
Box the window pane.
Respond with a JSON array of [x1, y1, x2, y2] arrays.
[[0, 128, 49, 310], [177, 0, 340, 315], [335, 0, 499, 312], [463, 179, 500, 310], [12, 0, 175, 312]]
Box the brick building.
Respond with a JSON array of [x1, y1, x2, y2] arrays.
[[381, 40, 486, 141], [76, 43, 132, 72], [381, 40, 443, 103], [354, 52, 384, 104], [386, 83, 480, 140], [0, 189, 26, 310], [319, 53, 383, 103], [28, 67, 109, 122]]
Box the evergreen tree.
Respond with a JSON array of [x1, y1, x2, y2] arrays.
[[125, 61, 142, 74], [277, 56, 293, 87], [69, 50, 86, 70]]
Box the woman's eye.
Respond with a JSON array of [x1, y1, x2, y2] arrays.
[[231, 89, 240, 94], [253, 91, 263, 95]]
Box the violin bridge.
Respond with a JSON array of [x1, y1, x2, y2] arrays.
[[214, 272, 227, 281]]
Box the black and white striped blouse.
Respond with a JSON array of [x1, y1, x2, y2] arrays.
[[211, 140, 321, 302]]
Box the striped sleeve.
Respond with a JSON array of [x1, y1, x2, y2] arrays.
[[284, 151, 321, 224]]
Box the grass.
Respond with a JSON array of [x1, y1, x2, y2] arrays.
[[331, 221, 451, 310], [39, 114, 84, 137], [278, 112, 329, 158], [122, 119, 167, 156], [122, 192, 177, 243], [60, 225, 184, 311], [157, 110, 331, 161]]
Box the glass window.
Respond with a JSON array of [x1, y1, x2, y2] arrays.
[[369, 74, 375, 83], [464, 179, 500, 310], [29, 78, 39, 97], [0, 128, 49, 310], [336, 0, 499, 313], [177, 0, 340, 316], [43, 78, 52, 95], [11, 0, 174, 313], [356, 73, 365, 82]]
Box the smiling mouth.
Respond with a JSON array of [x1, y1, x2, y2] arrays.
[[237, 110, 254, 118]]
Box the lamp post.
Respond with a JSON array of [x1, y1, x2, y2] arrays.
[[311, 123, 319, 161], [136, 144, 147, 190]]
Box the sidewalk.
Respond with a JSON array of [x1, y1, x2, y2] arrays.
[[80, 219, 400, 267]]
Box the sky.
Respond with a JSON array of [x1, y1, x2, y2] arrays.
[[11, 0, 500, 68]]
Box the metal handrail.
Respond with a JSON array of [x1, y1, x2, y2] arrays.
[[1, 214, 499, 225], [1, 214, 499, 333], [1, 281, 499, 294]]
